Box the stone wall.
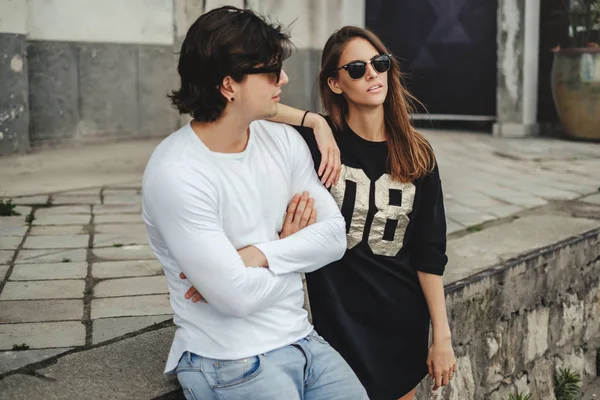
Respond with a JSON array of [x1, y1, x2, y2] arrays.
[[417, 228, 600, 399], [25, 0, 179, 147], [0, 0, 366, 155], [0, 0, 29, 154]]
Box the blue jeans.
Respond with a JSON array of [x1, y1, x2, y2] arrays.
[[176, 330, 369, 400]]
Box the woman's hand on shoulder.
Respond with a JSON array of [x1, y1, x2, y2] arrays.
[[304, 113, 341, 188]]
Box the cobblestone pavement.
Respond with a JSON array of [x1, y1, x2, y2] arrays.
[[1, 130, 600, 372]]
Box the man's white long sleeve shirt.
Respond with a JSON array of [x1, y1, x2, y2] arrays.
[[142, 120, 346, 373]]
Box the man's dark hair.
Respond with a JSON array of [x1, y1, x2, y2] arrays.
[[169, 6, 293, 122]]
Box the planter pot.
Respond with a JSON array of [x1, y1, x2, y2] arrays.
[[551, 48, 600, 140]]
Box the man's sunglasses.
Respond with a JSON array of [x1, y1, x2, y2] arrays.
[[334, 54, 392, 79], [239, 65, 282, 83]]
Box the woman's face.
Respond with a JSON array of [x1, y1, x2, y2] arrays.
[[327, 37, 389, 108]]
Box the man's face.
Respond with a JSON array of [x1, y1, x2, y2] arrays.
[[238, 67, 289, 120]]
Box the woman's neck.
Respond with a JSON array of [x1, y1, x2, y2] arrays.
[[346, 104, 386, 142]]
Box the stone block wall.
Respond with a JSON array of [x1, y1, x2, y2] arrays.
[[417, 228, 600, 399], [0, 0, 29, 154], [0, 0, 366, 155], [26, 41, 178, 145]]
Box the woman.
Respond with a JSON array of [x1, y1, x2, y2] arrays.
[[184, 26, 456, 400]]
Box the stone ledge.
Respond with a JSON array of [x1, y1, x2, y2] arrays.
[[0, 201, 598, 399]]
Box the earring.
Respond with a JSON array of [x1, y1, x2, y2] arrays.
[[230, 98, 235, 102]]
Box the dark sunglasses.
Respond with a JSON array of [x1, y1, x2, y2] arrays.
[[239, 65, 282, 83], [334, 54, 392, 79]]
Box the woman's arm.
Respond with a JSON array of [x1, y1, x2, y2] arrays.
[[270, 103, 314, 126], [271, 104, 341, 188], [417, 272, 456, 390], [417, 272, 451, 341], [408, 164, 455, 390]]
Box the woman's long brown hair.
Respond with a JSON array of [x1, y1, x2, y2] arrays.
[[319, 26, 435, 182]]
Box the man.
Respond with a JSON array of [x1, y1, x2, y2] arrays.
[[142, 6, 368, 400]]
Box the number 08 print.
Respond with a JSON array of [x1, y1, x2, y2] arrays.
[[330, 165, 416, 257]]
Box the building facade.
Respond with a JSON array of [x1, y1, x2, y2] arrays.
[[0, 0, 553, 156]]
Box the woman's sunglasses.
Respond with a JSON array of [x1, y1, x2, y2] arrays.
[[334, 54, 392, 79]]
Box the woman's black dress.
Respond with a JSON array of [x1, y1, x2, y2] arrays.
[[296, 122, 448, 400]]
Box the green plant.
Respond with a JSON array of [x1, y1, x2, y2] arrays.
[[466, 224, 483, 233], [12, 343, 30, 351], [508, 393, 532, 400], [554, 367, 582, 400], [25, 213, 35, 223], [0, 199, 20, 216], [559, 0, 600, 48]]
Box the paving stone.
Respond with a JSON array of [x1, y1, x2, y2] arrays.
[[50, 195, 101, 205], [446, 192, 506, 208], [0, 226, 28, 236], [93, 245, 155, 261], [0, 250, 14, 264], [581, 193, 600, 205], [0, 236, 22, 250], [29, 225, 88, 236], [13, 206, 32, 216], [527, 186, 580, 200], [447, 212, 496, 228], [0, 280, 85, 300], [0, 265, 9, 280], [10, 262, 87, 280], [93, 223, 146, 235], [94, 276, 168, 298], [0, 327, 178, 398], [447, 219, 465, 234], [57, 189, 102, 196], [0, 300, 83, 323], [93, 204, 141, 215], [105, 182, 140, 188], [0, 321, 85, 349], [4, 195, 50, 205], [94, 214, 143, 224], [32, 214, 91, 226], [91, 294, 172, 319], [92, 315, 171, 344], [0, 348, 72, 375], [477, 203, 523, 218], [15, 249, 87, 264], [499, 194, 549, 208], [103, 189, 141, 196], [92, 260, 163, 279], [473, 186, 548, 208], [35, 206, 91, 216], [0, 216, 28, 227], [444, 199, 481, 214], [102, 195, 142, 205], [93, 233, 148, 248], [22, 235, 89, 249]]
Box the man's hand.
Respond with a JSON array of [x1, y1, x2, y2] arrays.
[[304, 113, 341, 188], [180, 272, 205, 303], [179, 246, 267, 303], [280, 191, 316, 239]]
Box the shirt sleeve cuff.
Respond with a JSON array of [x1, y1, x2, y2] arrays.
[[253, 242, 285, 275]]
